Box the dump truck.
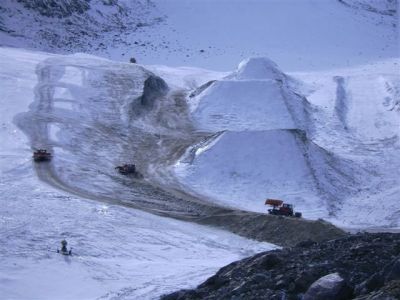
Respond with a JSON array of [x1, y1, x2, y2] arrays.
[[33, 149, 52, 162], [265, 199, 302, 218]]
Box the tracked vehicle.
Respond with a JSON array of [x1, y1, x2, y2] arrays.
[[33, 149, 52, 162], [115, 164, 143, 178]]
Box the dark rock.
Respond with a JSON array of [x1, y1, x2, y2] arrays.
[[200, 274, 229, 289], [140, 75, 169, 108], [18, 0, 90, 17], [162, 290, 188, 300], [294, 271, 318, 292], [355, 272, 385, 295], [162, 233, 400, 300], [303, 273, 352, 300], [296, 239, 317, 248], [384, 257, 400, 283], [252, 273, 268, 284], [260, 253, 282, 270], [353, 280, 400, 300]]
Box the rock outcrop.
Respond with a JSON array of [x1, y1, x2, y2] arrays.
[[162, 233, 400, 300], [140, 75, 169, 109]]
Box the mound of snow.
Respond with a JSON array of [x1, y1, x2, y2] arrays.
[[228, 57, 285, 81], [191, 80, 296, 131], [175, 130, 330, 218], [189, 58, 309, 131]]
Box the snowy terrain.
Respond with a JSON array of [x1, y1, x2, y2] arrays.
[[0, 47, 275, 300], [1, 0, 398, 71], [173, 56, 400, 228], [0, 0, 399, 299]]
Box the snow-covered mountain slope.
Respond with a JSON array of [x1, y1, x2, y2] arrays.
[[1, 0, 398, 298], [173, 57, 400, 228], [1, 0, 398, 71], [293, 59, 400, 227], [0, 0, 164, 57], [0, 47, 276, 300]]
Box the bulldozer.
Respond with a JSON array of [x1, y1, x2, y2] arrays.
[[265, 199, 302, 218], [115, 164, 143, 178], [33, 149, 52, 162]]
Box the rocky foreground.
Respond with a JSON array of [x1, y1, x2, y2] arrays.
[[163, 233, 400, 300]]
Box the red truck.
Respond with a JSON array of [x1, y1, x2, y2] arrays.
[[265, 199, 302, 218]]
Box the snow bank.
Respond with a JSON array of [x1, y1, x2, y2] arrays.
[[191, 80, 296, 131], [290, 58, 400, 228], [175, 130, 328, 219], [189, 57, 309, 131]]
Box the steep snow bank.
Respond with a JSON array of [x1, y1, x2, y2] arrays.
[[190, 80, 296, 131], [174, 128, 364, 220], [189, 58, 309, 131], [175, 130, 327, 218], [291, 58, 400, 228]]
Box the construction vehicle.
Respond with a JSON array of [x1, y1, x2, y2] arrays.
[[33, 149, 52, 162], [57, 240, 72, 256], [265, 199, 302, 218], [115, 164, 143, 178]]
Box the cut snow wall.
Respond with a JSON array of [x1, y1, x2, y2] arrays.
[[189, 57, 312, 132]]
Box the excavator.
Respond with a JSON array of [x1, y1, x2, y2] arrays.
[[265, 199, 302, 218]]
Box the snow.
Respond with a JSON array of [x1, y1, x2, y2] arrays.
[[1, 0, 398, 72], [174, 56, 400, 228], [0, 47, 276, 299], [175, 130, 327, 218], [138, 0, 398, 71], [144, 65, 228, 90], [292, 59, 400, 228], [190, 80, 296, 131], [189, 57, 305, 131], [229, 57, 285, 81], [0, 0, 399, 297]]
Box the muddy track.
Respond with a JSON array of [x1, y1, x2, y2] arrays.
[[15, 57, 346, 247]]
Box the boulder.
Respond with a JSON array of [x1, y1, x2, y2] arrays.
[[303, 272, 352, 300], [140, 75, 169, 108]]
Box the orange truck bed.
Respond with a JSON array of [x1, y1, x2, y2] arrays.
[[265, 199, 283, 206]]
